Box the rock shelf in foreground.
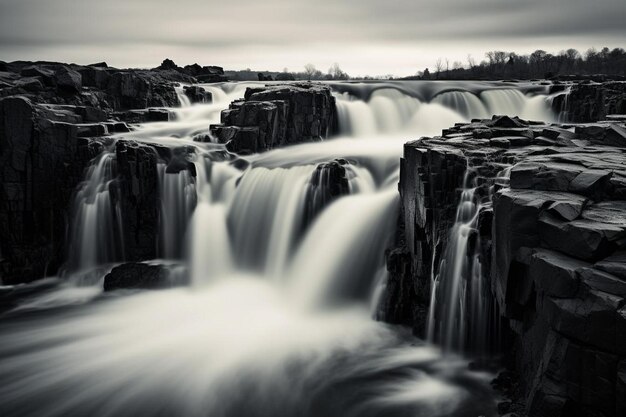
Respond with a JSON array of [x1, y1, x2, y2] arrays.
[[384, 114, 626, 417]]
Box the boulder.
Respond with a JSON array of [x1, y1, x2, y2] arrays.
[[103, 262, 187, 291], [183, 85, 212, 104], [302, 159, 351, 231], [55, 67, 82, 93]]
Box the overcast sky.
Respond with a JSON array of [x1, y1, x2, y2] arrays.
[[0, 0, 624, 76]]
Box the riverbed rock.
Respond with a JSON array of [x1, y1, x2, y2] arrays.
[[210, 83, 337, 154], [183, 85, 212, 104], [115, 141, 160, 262], [103, 262, 187, 291], [301, 159, 352, 232]]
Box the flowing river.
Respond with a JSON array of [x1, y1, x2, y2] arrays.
[[0, 80, 557, 417]]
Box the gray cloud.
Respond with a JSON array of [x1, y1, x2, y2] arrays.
[[0, 0, 624, 74]]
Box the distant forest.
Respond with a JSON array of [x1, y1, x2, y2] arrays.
[[229, 47, 626, 82], [412, 47, 626, 80]]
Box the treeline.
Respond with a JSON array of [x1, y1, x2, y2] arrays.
[[225, 63, 353, 82], [412, 47, 626, 81]]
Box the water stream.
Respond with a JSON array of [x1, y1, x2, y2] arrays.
[[0, 80, 556, 417]]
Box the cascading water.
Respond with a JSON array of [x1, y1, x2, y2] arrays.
[[158, 164, 197, 259], [432, 91, 490, 119], [66, 150, 124, 276], [175, 85, 192, 107], [0, 80, 559, 417], [426, 166, 504, 356]]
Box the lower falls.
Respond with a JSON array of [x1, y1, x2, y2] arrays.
[[2, 80, 621, 417]]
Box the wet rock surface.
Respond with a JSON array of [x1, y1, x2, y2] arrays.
[[0, 96, 105, 284], [0, 60, 224, 283], [385, 115, 626, 417], [103, 262, 187, 291], [210, 83, 337, 154], [552, 81, 626, 123]]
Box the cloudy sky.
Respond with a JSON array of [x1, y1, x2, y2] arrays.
[[0, 0, 624, 76]]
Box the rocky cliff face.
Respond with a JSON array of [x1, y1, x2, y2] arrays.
[[0, 96, 106, 283], [210, 83, 337, 154], [0, 60, 222, 283], [385, 115, 626, 416], [552, 81, 626, 123]]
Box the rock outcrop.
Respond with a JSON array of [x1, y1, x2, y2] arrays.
[[552, 81, 626, 123], [183, 85, 212, 104], [385, 115, 626, 417], [210, 83, 337, 154], [0, 97, 106, 284], [0, 61, 196, 114], [0, 60, 228, 283], [154, 59, 227, 83], [302, 159, 352, 232]]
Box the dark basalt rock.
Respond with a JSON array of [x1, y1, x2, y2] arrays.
[[115, 141, 160, 262], [556, 81, 626, 123], [210, 83, 337, 154], [0, 60, 226, 284], [385, 116, 626, 417], [55, 67, 82, 93], [301, 159, 352, 232], [0, 60, 205, 114], [103, 262, 187, 291], [0, 97, 104, 284], [183, 85, 212, 104]]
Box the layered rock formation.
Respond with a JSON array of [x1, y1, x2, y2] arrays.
[[0, 60, 195, 114], [385, 115, 626, 416], [0, 96, 106, 283], [210, 83, 337, 154], [552, 81, 626, 123], [0, 60, 225, 283]]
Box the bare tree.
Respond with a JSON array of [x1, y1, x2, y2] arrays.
[[304, 63, 317, 80], [328, 63, 349, 80], [467, 54, 476, 69], [435, 58, 444, 79]]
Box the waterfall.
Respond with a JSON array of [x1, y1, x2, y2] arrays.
[[67, 151, 124, 274], [158, 164, 197, 259], [547, 87, 572, 122], [431, 91, 489, 119], [288, 188, 398, 309], [426, 168, 501, 355], [227, 165, 315, 275], [335, 94, 379, 136], [334, 86, 555, 139], [188, 156, 238, 284], [175, 85, 192, 107], [335, 89, 421, 136], [480, 88, 526, 117], [1, 80, 562, 417]]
